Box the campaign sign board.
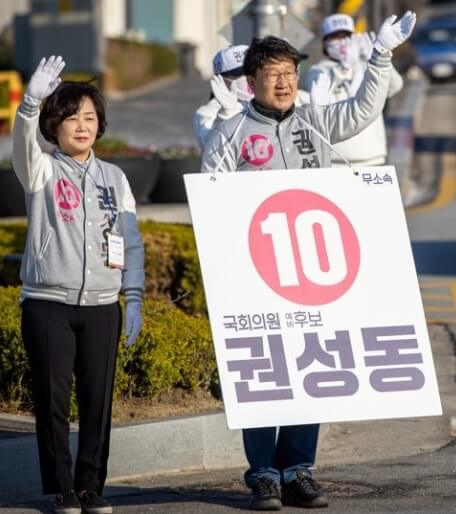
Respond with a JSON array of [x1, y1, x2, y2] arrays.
[[184, 167, 442, 429]]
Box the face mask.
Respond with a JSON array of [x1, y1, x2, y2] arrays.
[[325, 38, 350, 62], [230, 76, 254, 102]]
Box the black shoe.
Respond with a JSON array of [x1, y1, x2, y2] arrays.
[[282, 472, 328, 508], [54, 490, 81, 514], [77, 491, 113, 514], [249, 477, 282, 511]]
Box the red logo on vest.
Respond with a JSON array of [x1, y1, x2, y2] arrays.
[[241, 134, 274, 166], [55, 179, 81, 210]]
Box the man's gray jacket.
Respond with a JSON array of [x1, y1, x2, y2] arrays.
[[201, 49, 393, 173]]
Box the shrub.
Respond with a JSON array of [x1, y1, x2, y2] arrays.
[[0, 220, 207, 314], [0, 222, 27, 257], [117, 299, 216, 397], [140, 220, 207, 315], [0, 222, 27, 286], [0, 287, 31, 405], [94, 137, 156, 157], [0, 287, 217, 419]]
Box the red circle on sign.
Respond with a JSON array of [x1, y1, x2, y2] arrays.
[[241, 134, 274, 166], [248, 189, 360, 305], [55, 178, 81, 210]]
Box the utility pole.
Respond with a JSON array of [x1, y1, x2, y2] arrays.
[[367, 0, 383, 31], [251, 0, 283, 38], [219, 0, 313, 52]]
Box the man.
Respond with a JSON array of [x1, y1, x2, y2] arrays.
[[201, 11, 416, 511], [193, 44, 309, 150], [305, 13, 404, 166]]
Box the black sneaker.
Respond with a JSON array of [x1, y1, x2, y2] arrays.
[[249, 477, 282, 511], [54, 490, 81, 514], [282, 472, 328, 508], [77, 490, 113, 514]]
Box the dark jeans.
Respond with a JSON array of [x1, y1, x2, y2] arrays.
[[243, 424, 320, 487], [22, 299, 122, 495]]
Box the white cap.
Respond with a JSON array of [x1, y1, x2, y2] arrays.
[[212, 45, 249, 76], [321, 14, 355, 38]]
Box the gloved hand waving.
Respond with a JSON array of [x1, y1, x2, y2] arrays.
[[354, 32, 375, 62], [373, 11, 417, 53], [210, 74, 243, 118], [339, 37, 361, 70], [325, 37, 360, 69], [310, 72, 332, 107], [25, 55, 66, 103], [125, 302, 142, 348]]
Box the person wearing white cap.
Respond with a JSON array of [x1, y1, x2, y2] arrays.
[[193, 44, 310, 150], [192, 45, 251, 150], [305, 13, 404, 167]]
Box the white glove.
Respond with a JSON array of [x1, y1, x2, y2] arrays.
[[125, 302, 142, 348], [355, 32, 375, 62], [325, 37, 360, 69], [25, 55, 66, 103], [373, 11, 417, 53], [310, 72, 332, 107], [230, 76, 253, 102], [340, 37, 361, 70], [210, 74, 242, 117]]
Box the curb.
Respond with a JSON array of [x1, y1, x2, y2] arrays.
[[0, 410, 329, 502]]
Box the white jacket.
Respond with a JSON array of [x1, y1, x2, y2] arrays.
[[305, 59, 403, 166]]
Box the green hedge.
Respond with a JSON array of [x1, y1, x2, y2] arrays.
[[0, 223, 27, 286], [0, 287, 217, 417], [0, 287, 29, 404], [0, 220, 207, 315], [141, 221, 207, 315]]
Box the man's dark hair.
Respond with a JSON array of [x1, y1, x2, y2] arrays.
[[243, 36, 300, 77], [39, 81, 107, 144]]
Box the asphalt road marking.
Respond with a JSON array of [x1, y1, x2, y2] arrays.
[[420, 278, 456, 324]]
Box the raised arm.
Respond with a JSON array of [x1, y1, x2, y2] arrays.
[[12, 56, 65, 192], [388, 66, 404, 97], [312, 11, 416, 144]]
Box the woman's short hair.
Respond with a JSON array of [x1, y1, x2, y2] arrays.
[[39, 81, 107, 144], [244, 36, 300, 77]]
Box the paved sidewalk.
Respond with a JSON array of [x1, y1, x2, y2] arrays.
[[1, 324, 454, 513]]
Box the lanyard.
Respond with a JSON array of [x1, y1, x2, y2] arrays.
[[55, 151, 118, 229]]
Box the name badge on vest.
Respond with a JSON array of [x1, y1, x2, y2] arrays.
[[107, 233, 125, 269]]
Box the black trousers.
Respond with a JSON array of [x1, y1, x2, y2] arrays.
[[21, 299, 122, 495]]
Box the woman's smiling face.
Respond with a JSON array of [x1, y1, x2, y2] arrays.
[[56, 96, 99, 161]]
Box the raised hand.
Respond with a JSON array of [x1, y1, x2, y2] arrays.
[[310, 72, 332, 107], [25, 55, 66, 102], [374, 11, 417, 53], [210, 74, 239, 112], [355, 32, 375, 62]]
